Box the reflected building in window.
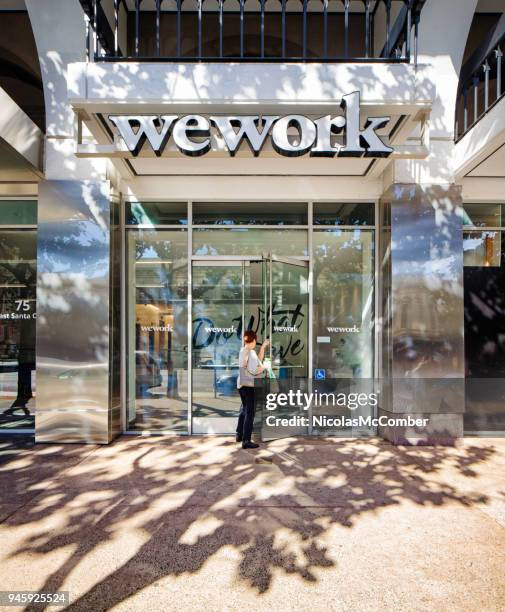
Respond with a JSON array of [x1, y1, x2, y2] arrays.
[[0, 201, 37, 431]]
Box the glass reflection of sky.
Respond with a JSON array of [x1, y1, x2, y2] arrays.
[[391, 206, 463, 282], [40, 222, 109, 278], [137, 244, 167, 260], [72, 221, 105, 247], [315, 230, 366, 257]]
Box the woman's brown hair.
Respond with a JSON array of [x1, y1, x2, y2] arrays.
[[243, 330, 257, 343]]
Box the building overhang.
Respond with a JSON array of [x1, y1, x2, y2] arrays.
[[0, 86, 44, 181], [454, 96, 505, 182], [67, 61, 436, 179]]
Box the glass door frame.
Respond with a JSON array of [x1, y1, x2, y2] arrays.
[[191, 257, 261, 434], [266, 253, 309, 364], [190, 253, 309, 434]]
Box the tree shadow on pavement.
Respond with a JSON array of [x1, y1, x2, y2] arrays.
[[0, 435, 497, 610]]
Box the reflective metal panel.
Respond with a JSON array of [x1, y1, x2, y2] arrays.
[[390, 184, 465, 382], [380, 184, 465, 443], [35, 180, 113, 443]]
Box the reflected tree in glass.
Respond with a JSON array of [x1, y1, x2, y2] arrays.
[[127, 230, 188, 431], [313, 229, 375, 378]]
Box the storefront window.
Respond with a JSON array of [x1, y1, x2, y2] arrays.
[[0, 201, 37, 431], [463, 231, 501, 267], [463, 203, 502, 228], [465, 231, 505, 378], [193, 202, 307, 225], [123, 201, 380, 435], [193, 228, 308, 256], [463, 203, 505, 432], [126, 201, 187, 226], [313, 202, 375, 226], [313, 228, 375, 378], [126, 229, 188, 432], [191, 262, 252, 430]]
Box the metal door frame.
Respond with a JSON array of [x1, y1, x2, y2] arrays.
[[263, 253, 311, 438], [191, 257, 262, 434], [270, 254, 309, 267], [190, 254, 309, 434], [264, 252, 309, 360]]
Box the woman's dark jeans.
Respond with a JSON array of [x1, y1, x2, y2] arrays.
[[237, 386, 255, 442]]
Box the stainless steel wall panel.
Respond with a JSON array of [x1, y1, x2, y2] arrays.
[[35, 180, 115, 443], [390, 184, 465, 381], [380, 184, 465, 444]]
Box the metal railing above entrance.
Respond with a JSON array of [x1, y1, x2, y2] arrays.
[[80, 0, 425, 64], [455, 13, 505, 142]]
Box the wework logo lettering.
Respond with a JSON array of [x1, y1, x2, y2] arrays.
[[109, 91, 392, 159]]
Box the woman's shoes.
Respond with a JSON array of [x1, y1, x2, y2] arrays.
[[242, 441, 259, 449], [3, 405, 30, 416]]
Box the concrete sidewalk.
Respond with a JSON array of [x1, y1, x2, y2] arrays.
[[0, 436, 504, 612]]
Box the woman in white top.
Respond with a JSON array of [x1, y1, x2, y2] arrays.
[[236, 330, 269, 449]]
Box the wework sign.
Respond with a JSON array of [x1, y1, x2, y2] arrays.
[[109, 92, 393, 159]]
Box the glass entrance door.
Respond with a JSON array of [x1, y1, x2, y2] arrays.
[[268, 255, 309, 380], [262, 255, 310, 438], [191, 256, 308, 434]]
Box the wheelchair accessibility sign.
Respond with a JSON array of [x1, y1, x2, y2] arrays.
[[314, 369, 326, 380]]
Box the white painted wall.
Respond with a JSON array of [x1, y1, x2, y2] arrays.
[[454, 96, 505, 179], [67, 61, 433, 111], [25, 0, 107, 181], [392, 0, 479, 186], [417, 0, 478, 138], [122, 175, 384, 202], [462, 177, 505, 201], [0, 86, 43, 173]]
